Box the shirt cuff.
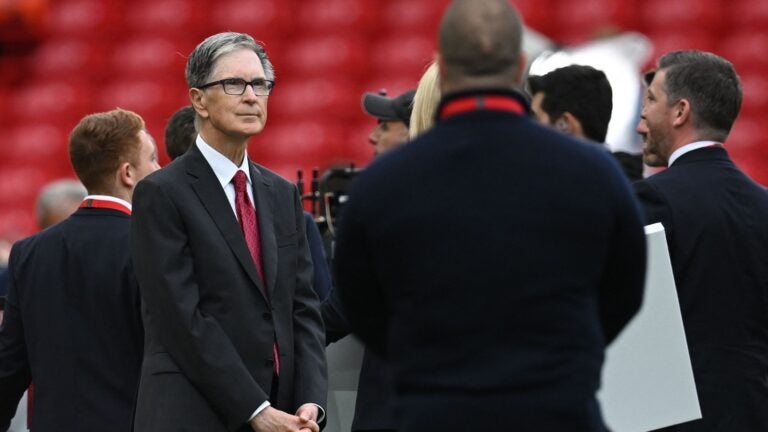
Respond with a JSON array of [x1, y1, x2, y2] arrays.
[[248, 400, 271, 422], [313, 403, 326, 424]]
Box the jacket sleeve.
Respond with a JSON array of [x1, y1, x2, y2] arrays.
[[0, 245, 32, 428], [130, 178, 267, 430], [332, 190, 389, 357], [598, 173, 648, 344], [289, 187, 328, 412]]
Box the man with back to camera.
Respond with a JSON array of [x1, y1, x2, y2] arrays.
[[527, 64, 644, 181], [0, 108, 159, 431], [131, 32, 327, 432], [321, 89, 416, 432], [634, 50, 768, 431], [333, 1, 647, 430]]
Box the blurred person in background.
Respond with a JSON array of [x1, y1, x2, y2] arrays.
[[409, 62, 440, 139], [131, 32, 326, 432], [333, 0, 647, 430], [0, 108, 159, 431], [635, 50, 768, 431], [35, 179, 87, 230], [164, 105, 197, 161], [363, 89, 415, 157], [527, 64, 644, 181], [321, 89, 416, 432]]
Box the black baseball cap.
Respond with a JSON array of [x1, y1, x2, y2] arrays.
[[361, 89, 416, 127]]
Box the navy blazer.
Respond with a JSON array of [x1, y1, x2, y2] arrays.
[[0, 208, 143, 431], [635, 146, 768, 431], [334, 90, 647, 431]]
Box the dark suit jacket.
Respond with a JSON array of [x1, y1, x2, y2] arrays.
[[635, 146, 768, 431], [0, 207, 143, 431], [130, 144, 327, 432], [334, 89, 647, 431], [322, 290, 398, 431]]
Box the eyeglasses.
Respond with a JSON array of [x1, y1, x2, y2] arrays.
[[197, 78, 274, 96]]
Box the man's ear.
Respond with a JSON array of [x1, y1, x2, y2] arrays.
[[118, 161, 135, 189], [559, 112, 585, 138], [189, 88, 209, 120], [672, 98, 691, 128]]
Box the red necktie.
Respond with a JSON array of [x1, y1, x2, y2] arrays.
[[233, 170, 280, 375]]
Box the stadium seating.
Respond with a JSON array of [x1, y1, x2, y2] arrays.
[[0, 0, 766, 239]]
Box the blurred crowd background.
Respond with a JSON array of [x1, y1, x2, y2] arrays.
[[0, 0, 766, 240]]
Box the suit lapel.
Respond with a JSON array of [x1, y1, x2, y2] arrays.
[[185, 145, 268, 299], [250, 162, 277, 300]]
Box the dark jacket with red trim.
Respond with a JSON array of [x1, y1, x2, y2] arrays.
[[0, 207, 143, 431], [334, 89, 647, 431]]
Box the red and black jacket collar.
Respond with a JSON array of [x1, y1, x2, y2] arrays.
[[436, 89, 531, 121]]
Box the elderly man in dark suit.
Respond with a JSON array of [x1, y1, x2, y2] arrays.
[[0, 108, 159, 430], [333, 1, 647, 431], [635, 50, 768, 431], [130, 32, 326, 432]]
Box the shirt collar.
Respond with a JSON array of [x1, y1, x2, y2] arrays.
[[195, 135, 252, 188], [668, 141, 722, 167], [83, 195, 132, 211]]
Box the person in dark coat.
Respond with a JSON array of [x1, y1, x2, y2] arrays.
[[635, 50, 768, 431], [130, 32, 326, 432], [333, 1, 647, 431], [0, 108, 159, 431]]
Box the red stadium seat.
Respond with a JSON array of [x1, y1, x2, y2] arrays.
[[124, 0, 206, 36], [295, 0, 378, 36], [0, 166, 51, 208], [738, 72, 768, 111], [719, 31, 768, 73], [8, 81, 90, 124], [640, 0, 724, 30], [109, 37, 188, 79], [28, 39, 108, 80], [380, 0, 449, 31], [369, 34, 436, 78], [96, 79, 188, 119], [209, 0, 295, 36], [728, 0, 768, 29], [553, 0, 637, 35], [268, 78, 361, 121], [646, 30, 718, 61], [1, 124, 68, 164], [47, 0, 123, 39], [281, 36, 370, 79]]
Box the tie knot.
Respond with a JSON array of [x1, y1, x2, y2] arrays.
[[232, 170, 248, 193]]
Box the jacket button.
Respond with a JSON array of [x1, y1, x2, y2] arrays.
[[262, 312, 272, 321], [265, 359, 274, 366]]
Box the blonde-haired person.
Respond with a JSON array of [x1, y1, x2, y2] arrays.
[[409, 61, 441, 139]]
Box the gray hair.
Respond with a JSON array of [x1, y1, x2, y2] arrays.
[[186, 32, 275, 89], [36, 179, 87, 227], [646, 50, 742, 141]]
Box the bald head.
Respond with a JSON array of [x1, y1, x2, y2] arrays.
[[438, 0, 524, 92]]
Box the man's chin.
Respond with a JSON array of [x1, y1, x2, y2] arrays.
[[642, 153, 666, 168]]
